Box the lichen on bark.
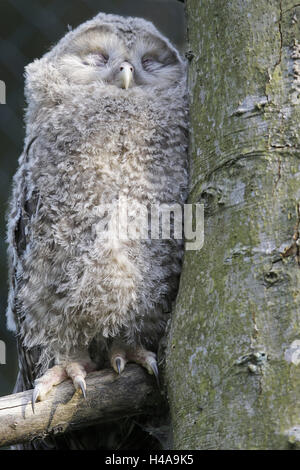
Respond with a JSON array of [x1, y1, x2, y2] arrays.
[[166, 0, 300, 450]]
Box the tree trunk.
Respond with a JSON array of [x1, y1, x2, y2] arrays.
[[166, 0, 300, 450]]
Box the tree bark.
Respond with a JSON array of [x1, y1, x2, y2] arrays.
[[0, 365, 164, 448], [166, 0, 300, 449]]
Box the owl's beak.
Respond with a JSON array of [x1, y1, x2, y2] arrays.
[[119, 62, 134, 90]]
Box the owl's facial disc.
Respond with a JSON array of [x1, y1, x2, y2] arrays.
[[118, 62, 134, 90], [56, 27, 183, 90]]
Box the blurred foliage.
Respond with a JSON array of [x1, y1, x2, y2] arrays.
[[0, 0, 186, 397]]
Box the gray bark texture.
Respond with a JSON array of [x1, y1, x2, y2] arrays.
[[166, 0, 300, 449]]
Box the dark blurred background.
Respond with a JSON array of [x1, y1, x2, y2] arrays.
[[0, 0, 186, 397]]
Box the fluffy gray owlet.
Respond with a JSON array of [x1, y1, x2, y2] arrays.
[[6, 12, 188, 448]]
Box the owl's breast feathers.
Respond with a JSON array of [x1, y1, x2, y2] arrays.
[[8, 71, 188, 357]]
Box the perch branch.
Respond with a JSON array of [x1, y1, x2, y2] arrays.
[[0, 365, 164, 447]]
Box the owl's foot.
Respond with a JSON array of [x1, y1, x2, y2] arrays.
[[32, 358, 96, 412], [109, 342, 159, 385]]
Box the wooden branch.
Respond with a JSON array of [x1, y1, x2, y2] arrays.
[[0, 365, 165, 447]]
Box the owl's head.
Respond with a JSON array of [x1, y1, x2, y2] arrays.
[[57, 23, 184, 90], [25, 13, 185, 100]]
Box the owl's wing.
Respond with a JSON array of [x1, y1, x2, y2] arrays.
[[7, 137, 42, 392], [8, 138, 59, 450]]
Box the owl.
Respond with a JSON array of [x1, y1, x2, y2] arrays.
[[6, 12, 188, 447]]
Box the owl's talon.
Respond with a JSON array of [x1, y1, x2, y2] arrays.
[[115, 357, 122, 374], [112, 355, 126, 374], [148, 359, 159, 385], [109, 341, 159, 384], [32, 386, 41, 413], [30, 358, 95, 407], [73, 375, 87, 399]]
